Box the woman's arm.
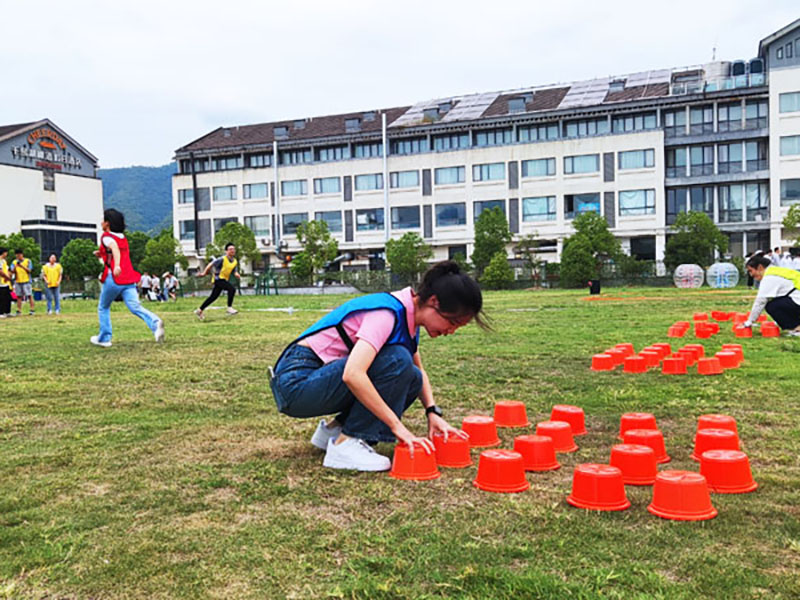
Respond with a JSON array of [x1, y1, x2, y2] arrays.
[[413, 351, 467, 441], [107, 239, 121, 276]]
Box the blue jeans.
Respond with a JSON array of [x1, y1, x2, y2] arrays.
[[44, 285, 61, 313], [97, 279, 161, 343], [271, 344, 423, 443]]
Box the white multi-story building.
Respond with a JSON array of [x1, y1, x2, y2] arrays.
[[0, 119, 102, 259], [173, 19, 800, 271]]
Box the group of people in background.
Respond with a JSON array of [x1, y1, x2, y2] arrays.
[[138, 271, 180, 302], [0, 247, 63, 318]]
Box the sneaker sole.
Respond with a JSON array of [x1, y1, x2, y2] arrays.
[[322, 456, 391, 471]]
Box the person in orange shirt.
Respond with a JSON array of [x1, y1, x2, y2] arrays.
[[42, 254, 63, 315]]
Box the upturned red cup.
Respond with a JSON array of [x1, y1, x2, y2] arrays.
[[733, 312, 749, 324], [433, 431, 472, 468], [623, 356, 647, 373], [639, 350, 661, 368], [591, 353, 615, 371], [693, 312, 708, 321], [700, 449, 758, 494], [493, 401, 530, 428], [677, 349, 698, 367], [711, 310, 730, 321], [473, 449, 530, 493], [623, 428, 671, 463], [697, 414, 738, 435], [647, 471, 717, 521], [462, 415, 500, 448], [694, 323, 713, 339], [707, 322, 720, 335], [683, 343, 705, 358], [691, 428, 740, 461], [605, 348, 627, 366], [761, 322, 780, 337], [514, 434, 560, 471], [389, 442, 441, 481], [566, 464, 631, 511], [734, 325, 753, 338], [650, 343, 672, 358], [661, 356, 687, 374], [550, 404, 587, 435], [614, 343, 635, 357], [676, 321, 691, 331], [715, 351, 739, 369], [667, 326, 686, 338], [697, 357, 723, 375], [721, 344, 744, 364], [619, 412, 657, 439], [757, 314, 767, 323], [609, 444, 658, 485], [536, 420, 578, 452]]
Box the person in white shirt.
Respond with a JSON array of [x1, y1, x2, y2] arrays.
[[738, 254, 800, 336], [139, 272, 152, 298], [149, 274, 160, 301]]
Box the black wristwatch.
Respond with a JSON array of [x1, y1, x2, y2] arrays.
[[425, 405, 443, 418]]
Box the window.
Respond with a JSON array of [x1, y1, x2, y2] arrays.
[[564, 193, 600, 219], [448, 245, 467, 260], [718, 185, 744, 222], [294, 119, 306, 130], [43, 170, 55, 191], [314, 211, 343, 232], [473, 128, 512, 147], [433, 133, 469, 151], [213, 217, 237, 233], [745, 182, 769, 221], [274, 126, 288, 139], [663, 109, 687, 137], [282, 213, 307, 235], [788, 42, 794, 59], [247, 153, 271, 168], [280, 149, 312, 165], [213, 185, 237, 201], [564, 154, 599, 175], [718, 143, 743, 174], [354, 173, 383, 191], [281, 179, 308, 196], [315, 145, 351, 162], [745, 100, 768, 129], [780, 179, 800, 205], [391, 206, 421, 230], [390, 137, 429, 155], [45, 205, 57, 220], [435, 203, 466, 227], [521, 158, 555, 177], [192, 158, 209, 172], [313, 177, 341, 195], [508, 97, 527, 113], [389, 170, 419, 189], [179, 159, 191, 174], [178, 189, 194, 204], [611, 112, 657, 134], [434, 166, 465, 185], [745, 141, 768, 171], [718, 102, 743, 132], [665, 148, 686, 178], [666, 188, 687, 225], [564, 117, 610, 138], [472, 162, 505, 182], [689, 106, 714, 134], [243, 183, 268, 199], [522, 196, 556, 221], [777, 46, 784, 60], [179, 220, 195, 240], [345, 118, 361, 133], [779, 92, 800, 113], [619, 189, 656, 216], [618, 149, 654, 170], [666, 187, 714, 225], [244, 215, 270, 236], [356, 208, 384, 231], [363, 111, 376, 122], [473, 200, 505, 220], [211, 155, 243, 170], [354, 142, 383, 158], [689, 146, 713, 176], [517, 123, 559, 142], [780, 135, 800, 156]]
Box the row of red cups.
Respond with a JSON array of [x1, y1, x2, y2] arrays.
[[592, 342, 745, 375]]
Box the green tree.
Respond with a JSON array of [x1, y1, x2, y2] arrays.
[[571, 212, 621, 260], [560, 235, 596, 288], [289, 251, 313, 282], [205, 222, 261, 269], [61, 238, 103, 280], [514, 233, 546, 283], [481, 251, 514, 290], [663, 211, 727, 271], [386, 232, 433, 285], [296, 220, 339, 282], [0, 232, 43, 277], [471, 207, 512, 276], [139, 228, 189, 276], [783, 204, 800, 246], [127, 230, 151, 271]]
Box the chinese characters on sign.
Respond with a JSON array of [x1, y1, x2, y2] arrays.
[[10, 145, 82, 170]]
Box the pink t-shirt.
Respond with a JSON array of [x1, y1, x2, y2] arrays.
[[305, 287, 417, 364]]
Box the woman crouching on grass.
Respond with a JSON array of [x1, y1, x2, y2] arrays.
[[270, 260, 487, 471]]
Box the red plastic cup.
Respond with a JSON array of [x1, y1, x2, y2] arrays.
[[683, 344, 705, 358], [566, 464, 631, 511], [623, 356, 647, 373], [677, 349, 698, 367], [639, 350, 661, 368], [462, 415, 501, 448], [693, 312, 708, 321], [694, 323, 712, 339], [609, 444, 658, 485], [761, 322, 780, 337], [536, 421, 578, 452], [721, 344, 744, 364], [605, 348, 627, 366], [623, 428, 671, 464], [733, 312, 749, 324], [707, 322, 720, 335], [493, 400, 530, 428], [711, 310, 730, 321], [676, 321, 691, 329], [614, 343, 635, 357], [757, 314, 767, 323], [591, 353, 615, 371], [667, 326, 686, 338], [715, 351, 739, 369], [691, 428, 740, 461], [661, 356, 687, 375], [650, 343, 672, 358], [389, 442, 441, 481], [700, 449, 758, 494], [433, 431, 472, 468], [473, 449, 530, 493], [697, 414, 738, 435], [550, 404, 587, 436], [697, 357, 723, 375], [647, 471, 717, 521], [619, 412, 657, 439], [514, 434, 560, 471], [734, 325, 753, 338]]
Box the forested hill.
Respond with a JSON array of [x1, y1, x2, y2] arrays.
[[98, 163, 177, 234]]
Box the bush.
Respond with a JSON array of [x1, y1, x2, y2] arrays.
[[289, 251, 313, 282], [560, 236, 595, 288], [61, 238, 103, 280], [664, 212, 727, 270], [480, 252, 514, 290], [0, 233, 42, 276]]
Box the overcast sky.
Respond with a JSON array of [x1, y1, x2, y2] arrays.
[[1, 1, 797, 168]]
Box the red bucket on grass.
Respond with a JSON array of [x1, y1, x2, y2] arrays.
[[514, 434, 560, 471], [757, 314, 767, 323], [605, 348, 627, 366], [639, 350, 661, 368], [661, 356, 687, 375], [691, 428, 740, 461], [389, 442, 441, 481], [700, 449, 758, 494], [667, 326, 686, 338], [550, 404, 587, 436], [591, 353, 615, 371], [614, 343, 635, 357], [623, 428, 671, 464], [647, 471, 717, 521], [650, 343, 672, 358], [619, 412, 657, 439], [761, 322, 780, 337], [609, 444, 658, 485], [623, 356, 647, 373], [697, 357, 723, 376], [433, 432, 472, 468], [493, 401, 530, 428], [693, 312, 708, 321], [721, 344, 744, 364], [683, 343, 705, 358], [711, 310, 730, 321], [707, 322, 720, 334], [715, 351, 739, 369], [734, 325, 753, 338], [566, 464, 630, 511], [697, 414, 738, 435], [473, 449, 530, 493], [694, 323, 713, 339], [462, 415, 501, 448], [677, 349, 698, 367], [536, 421, 578, 452]]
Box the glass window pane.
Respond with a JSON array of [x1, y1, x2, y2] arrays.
[[435, 203, 466, 227]]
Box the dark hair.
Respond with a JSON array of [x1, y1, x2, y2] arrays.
[[225, 242, 235, 250], [0, 247, 7, 255], [104, 208, 126, 232], [746, 254, 771, 270], [416, 260, 488, 329], [14, 248, 23, 255]]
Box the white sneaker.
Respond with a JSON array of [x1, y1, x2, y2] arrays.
[[47, 310, 52, 315], [154, 320, 165, 343], [787, 330, 800, 338], [310, 419, 343, 450], [322, 437, 391, 471], [194, 309, 204, 321], [226, 307, 238, 315], [90, 335, 112, 348]]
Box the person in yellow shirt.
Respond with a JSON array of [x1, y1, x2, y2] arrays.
[[194, 243, 240, 320], [42, 254, 63, 315], [11, 249, 35, 316], [0, 247, 12, 318]]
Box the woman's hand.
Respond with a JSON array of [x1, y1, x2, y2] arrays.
[[427, 414, 468, 443], [113, 266, 121, 277], [392, 422, 434, 457]]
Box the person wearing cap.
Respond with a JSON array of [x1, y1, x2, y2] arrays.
[[738, 254, 800, 337]]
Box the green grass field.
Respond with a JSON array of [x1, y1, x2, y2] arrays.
[[1, 288, 799, 599]]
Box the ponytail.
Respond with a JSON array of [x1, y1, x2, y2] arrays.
[[416, 260, 489, 329]]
